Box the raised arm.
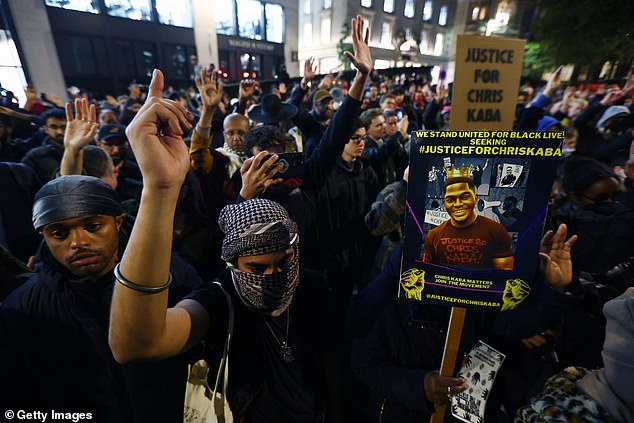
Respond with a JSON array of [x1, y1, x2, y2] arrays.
[[109, 69, 204, 363], [60, 98, 98, 176], [190, 67, 223, 173]]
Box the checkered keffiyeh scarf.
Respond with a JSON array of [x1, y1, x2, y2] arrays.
[[219, 199, 299, 262]]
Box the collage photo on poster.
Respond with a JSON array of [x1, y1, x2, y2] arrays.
[[421, 156, 532, 262]]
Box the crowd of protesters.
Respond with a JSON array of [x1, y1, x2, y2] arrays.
[[1, 15, 634, 423]]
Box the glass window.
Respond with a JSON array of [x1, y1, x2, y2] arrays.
[[323, 0, 332, 9], [213, 0, 235, 35], [45, 0, 100, 13], [423, 0, 433, 21], [137, 42, 156, 78], [479, 7, 487, 20], [404, 0, 414, 17], [303, 23, 312, 47], [419, 29, 431, 54], [321, 18, 331, 44], [380, 22, 391, 47], [155, 0, 193, 27], [383, 0, 394, 13], [237, 0, 264, 40], [265, 4, 284, 43], [361, 0, 372, 8], [438, 5, 447, 25], [105, 0, 152, 21], [113, 39, 136, 77], [0, 29, 28, 106], [304, 0, 311, 14], [471, 6, 480, 21], [433, 33, 444, 55]]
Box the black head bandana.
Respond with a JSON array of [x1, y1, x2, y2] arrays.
[[32, 175, 123, 231]]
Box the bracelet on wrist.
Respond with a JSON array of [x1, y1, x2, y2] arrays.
[[114, 263, 172, 294]]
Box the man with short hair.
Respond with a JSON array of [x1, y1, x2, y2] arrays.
[[360, 107, 408, 187], [96, 124, 142, 201], [0, 175, 201, 421], [216, 113, 250, 178], [380, 93, 397, 110], [21, 108, 67, 182], [422, 170, 514, 270]]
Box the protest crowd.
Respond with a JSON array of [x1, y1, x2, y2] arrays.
[[2, 15, 634, 423]]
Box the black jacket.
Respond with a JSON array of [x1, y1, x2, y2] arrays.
[[0, 237, 202, 422]]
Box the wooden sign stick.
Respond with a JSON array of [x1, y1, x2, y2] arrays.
[[430, 306, 467, 423]]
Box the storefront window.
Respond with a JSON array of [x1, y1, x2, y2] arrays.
[[155, 0, 193, 27], [265, 3, 284, 43], [104, 0, 152, 21], [45, 0, 100, 14], [237, 0, 263, 40]]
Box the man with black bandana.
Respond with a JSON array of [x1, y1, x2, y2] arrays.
[[109, 16, 376, 422], [0, 175, 201, 422]]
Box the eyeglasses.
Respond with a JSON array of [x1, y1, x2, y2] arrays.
[[349, 135, 365, 144]]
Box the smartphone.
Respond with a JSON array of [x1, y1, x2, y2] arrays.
[[274, 152, 305, 179], [395, 107, 404, 121]]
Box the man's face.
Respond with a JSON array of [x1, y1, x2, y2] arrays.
[[444, 182, 478, 227], [368, 115, 386, 140], [236, 247, 295, 275], [314, 99, 334, 120], [42, 214, 125, 278], [44, 117, 67, 145], [97, 138, 128, 164], [343, 127, 366, 160], [370, 86, 378, 99], [381, 97, 396, 110], [385, 115, 399, 136], [224, 117, 249, 153]]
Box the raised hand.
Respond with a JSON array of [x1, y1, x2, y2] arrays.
[[239, 79, 257, 103], [344, 16, 372, 76], [539, 224, 578, 292], [125, 69, 193, 191], [64, 98, 98, 151], [302, 58, 316, 83], [195, 66, 223, 112], [239, 151, 284, 200], [544, 65, 563, 97]]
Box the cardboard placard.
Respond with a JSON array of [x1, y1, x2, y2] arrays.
[[400, 130, 562, 310], [451, 35, 525, 130]]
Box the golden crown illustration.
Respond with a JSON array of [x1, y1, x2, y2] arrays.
[[444, 164, 473, 179]]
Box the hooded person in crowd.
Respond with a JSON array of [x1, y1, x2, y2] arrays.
[[0, 175, 201, 422]]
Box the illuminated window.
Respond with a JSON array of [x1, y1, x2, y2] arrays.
[[45, 0, 100, 13], [471, 7, 479, 21], [422, 0, 433, 21], [104, 0, 152, 21], [265, 4, 284, 43], [404, 0, 414, 18], [324, 0, 332, 9], [214, 0, 235, 35], [0, 29, 28, 106], [303, 23, 312, 47], [383, 0, 394, 13], [380, 22, 392, 47], [361, 0, 372, 8], [479, 6, 487, 20], [321, 18, 331, 44], [433, 33, 444, 55], [156, 0, 193, 27], [438, 5, 447, 25], [304, 0, 311, 14], [237, 0, 264, 40]]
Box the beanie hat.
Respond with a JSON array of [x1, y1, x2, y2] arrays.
[[537, 116, 563, 132], [596, 105, 630, 129], [601, 287, 634, 403]]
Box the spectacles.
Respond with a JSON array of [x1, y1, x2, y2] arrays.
[[349, 135, 365, 144]]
